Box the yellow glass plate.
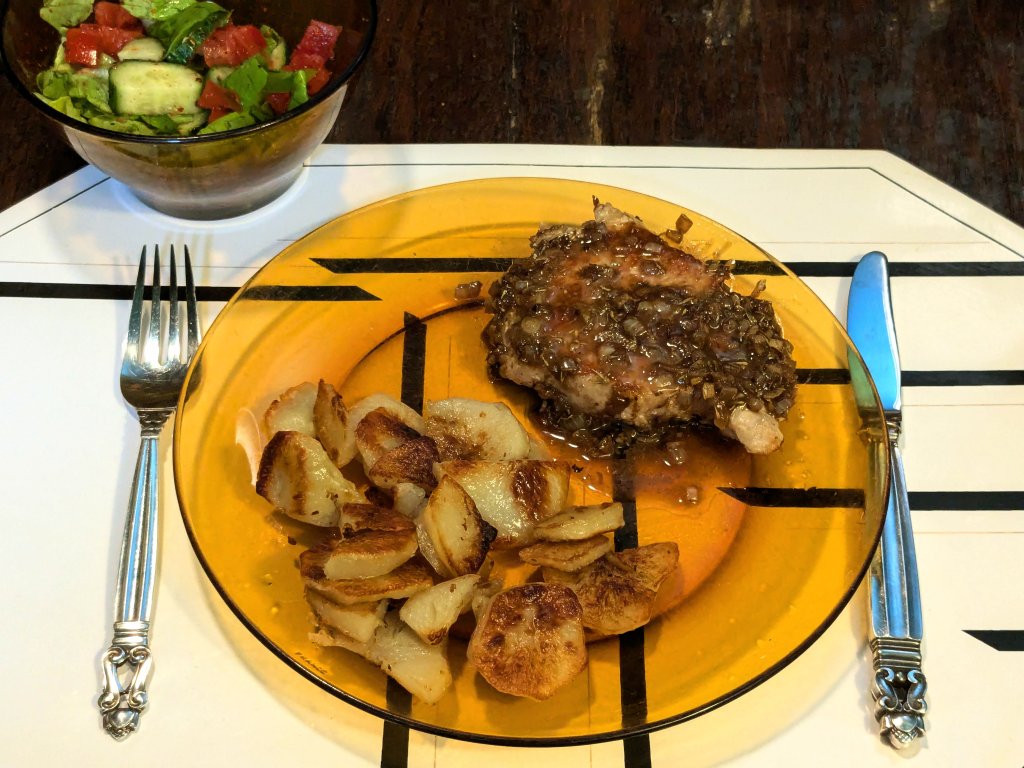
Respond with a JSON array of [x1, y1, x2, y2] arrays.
[[173, 178, 887, 745]]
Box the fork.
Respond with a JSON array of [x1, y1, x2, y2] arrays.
[[97, 245, 199, 740]]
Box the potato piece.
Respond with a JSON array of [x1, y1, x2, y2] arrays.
[[368, 436, 440, 492], [424, 398, 531, 461], [393, 482, 427, 519], [617, 542, 681, 593], [336, 502, 415, 535], [299, 527, 419, 581], [416, 519, 451, 578], [312, 611, 453, 704], [519, 536, 613, 572], [436, 460, 570, 548], [542, 543, 680, 636], [355, 408, 421, 471], [467, 584, 587, 700], [303, 559, 435, 605], [420, 476, 497, 575], [368, 611, 453, 704], [399, 574, 480, 644], [348, 393, 426, 436], [255, 431, 365, 527], [264, 382, 317, 437], [534, 503, 625, 542], [470, 578, 504, 620], [306, 592, 387, 644], [313, 380, 356, 468]]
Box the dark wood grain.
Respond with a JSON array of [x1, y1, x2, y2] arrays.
[[2, 0, 1022, 225]]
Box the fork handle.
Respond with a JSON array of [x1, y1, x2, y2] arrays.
[[98, 419, 165, 740]]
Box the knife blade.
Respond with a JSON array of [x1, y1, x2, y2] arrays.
[[847, 251, 927, 749]]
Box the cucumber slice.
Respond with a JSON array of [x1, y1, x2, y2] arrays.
[[109, 61, 204, 116], [260, 25, 286, 70], [149, 2, 229, 64], [206, 66, 235, 86], [118, 37, 166, 62]]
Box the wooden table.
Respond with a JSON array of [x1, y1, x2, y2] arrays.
[[2, 1, 1022, 225]]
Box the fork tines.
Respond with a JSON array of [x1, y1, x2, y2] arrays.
[[127, 245, 199, 368]]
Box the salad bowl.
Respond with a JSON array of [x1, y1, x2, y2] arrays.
[[0, 0, 376, 219]]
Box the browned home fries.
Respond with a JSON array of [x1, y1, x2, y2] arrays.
[[253, 385, 681, 703]]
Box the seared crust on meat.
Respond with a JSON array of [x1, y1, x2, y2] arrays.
[[467, 584, 587, 700], [482, 201, 797, 454]]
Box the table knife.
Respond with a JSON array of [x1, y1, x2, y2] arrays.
[[846, 251, 927, 749]]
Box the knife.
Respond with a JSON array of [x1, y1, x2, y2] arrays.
[[847, 251, 927, 749]]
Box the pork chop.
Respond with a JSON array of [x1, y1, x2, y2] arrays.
[[482, 201, 797, 454]]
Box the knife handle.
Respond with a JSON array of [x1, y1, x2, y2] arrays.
[[870, 427, 927, 749]]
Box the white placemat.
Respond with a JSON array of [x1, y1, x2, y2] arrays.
[[2, 145, 1022, 768]]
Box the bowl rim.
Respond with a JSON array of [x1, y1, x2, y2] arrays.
[[0, 0, 378, 144]]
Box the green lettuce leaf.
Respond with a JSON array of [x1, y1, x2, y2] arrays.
[[224, 55, 267, 109], [121, 0, 197, 21], [288, 69, 317, 110], [35, 93, 84, 120], [87, 114, 159, 135], [37, 69, 112, 114], [39, 0, 92, 32], [150, 1, 229, 64], [198, 109, 256, 135]]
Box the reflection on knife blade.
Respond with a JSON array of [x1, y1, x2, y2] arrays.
[[847, 251, 928, 750]]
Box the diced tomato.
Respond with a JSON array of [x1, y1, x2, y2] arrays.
[[294, 20, 340, 60], [306, 68, 330, 95], [93, 2, 142, 31], [265, 92, 290, 115], [65, 26, 101, 66], [284, 50, 325, 71], [207, 106, 232, 124], [199, 24, 267, 67], [65, 23, 141, 64], [197, 80, 241, 112]]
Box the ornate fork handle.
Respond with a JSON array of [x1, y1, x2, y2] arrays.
[[99, 412, 169, 740]]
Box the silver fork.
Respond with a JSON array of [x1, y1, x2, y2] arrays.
[[98, 245, 199, 740]]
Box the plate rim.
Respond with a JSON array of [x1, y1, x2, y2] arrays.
[[172, 176, 889, 746]]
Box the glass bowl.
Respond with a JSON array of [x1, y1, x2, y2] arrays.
[[0, 0, 376, 219], [174, 178, 888, 744]]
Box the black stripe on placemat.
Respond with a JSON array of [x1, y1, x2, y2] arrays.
[[379, 312, 427, 768], [908, 491, 1024, 511], [313, 256, 516, 274], [963, 630, 1024, 651], [731, 261, 1024, 278], [380, 693, 411, 768], [0, 282, 380, 302], [720, 487, 866, 508], [0, 282, 238, 301], [611, 462, 652, 766], [902, 370, 1024, 387]]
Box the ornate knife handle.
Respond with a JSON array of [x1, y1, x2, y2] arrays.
[[869, 423, 927, 748], [98, 425, 164, 739]]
